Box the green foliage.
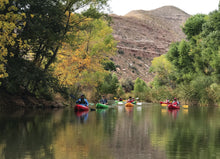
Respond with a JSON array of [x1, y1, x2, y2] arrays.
[[0, 0, 111, 99], [103, 61, 116, 71], [117, 85, 125, 97], [98, 73, 119, 96], [3, 57, 63, 99], [0, 1, 26, 83], [166, 40, 195, 84], [148, 86, 173, 103], [134, 77, 149, 100], [190, 76, 214, 104], [121, 78, 134, 93], [137, 56, 142, 60], [149, 55, 176, 88], [150, 3, 220, 105], [118, 49, 124, 54], [182, 14, 206, 40]]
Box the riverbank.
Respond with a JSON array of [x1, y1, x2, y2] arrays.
[[0, 89, 68, 109]]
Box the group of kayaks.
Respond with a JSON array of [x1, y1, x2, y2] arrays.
[[76, 100, 185, 111], [74, 103, 110, 111], [74, 100, 139, 111]]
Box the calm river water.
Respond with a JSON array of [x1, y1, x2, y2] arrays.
[[0, 103, 220, 159]]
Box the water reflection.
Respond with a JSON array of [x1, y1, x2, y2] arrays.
[[168, 109, 179, 119], [117, 106, 123, 113], [0, 105, 220, 159], [75, 110, 89, 123], [136, 106, 142, 112], [125, 107, 133, 113]]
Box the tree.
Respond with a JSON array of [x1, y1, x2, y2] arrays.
[[166, 40, 194, 83], [117, 85, 125, 97], [53, 18, 117, 88], [149, 54, 175, 87], [134, 77, 148, 100], [1, 0, 111, 97], [182, 14, 206, 40], [121, 78, 134, 93], [0, 1, 26, 84], [98, 73, 119, 95]]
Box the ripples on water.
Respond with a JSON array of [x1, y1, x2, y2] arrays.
[[0, 104, 220, 159]]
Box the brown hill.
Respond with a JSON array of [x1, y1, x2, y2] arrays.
[[110, 6, 190, 82]]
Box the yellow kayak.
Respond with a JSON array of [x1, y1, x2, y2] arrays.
[[161, 103, 168, 107], [125, 102, 134, 107]]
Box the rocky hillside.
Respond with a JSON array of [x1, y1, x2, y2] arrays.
[[110, 6, 190, 82]]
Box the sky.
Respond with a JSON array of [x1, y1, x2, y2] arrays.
[[108, 0, 220, 15]]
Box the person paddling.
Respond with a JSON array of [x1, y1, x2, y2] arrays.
[[172, 97, 180, 106], [76, 94, 89, 107], [127, 97, 134, 103], [100, 95, 108, 105]]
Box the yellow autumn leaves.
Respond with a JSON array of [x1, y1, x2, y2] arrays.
[[0, 1, 25, 80], [53, 16, 117, 88]]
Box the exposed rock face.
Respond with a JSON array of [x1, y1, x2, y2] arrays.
[[110, 6, 190, 82]]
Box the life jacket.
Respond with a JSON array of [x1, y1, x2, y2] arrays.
[[173, 101, 179, 106], [79, 98, 86, 104], [100, 99, 107, 104], [127, 99, 132, 103]]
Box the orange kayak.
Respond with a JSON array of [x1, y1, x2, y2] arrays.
[[125, 102, 134, 107]]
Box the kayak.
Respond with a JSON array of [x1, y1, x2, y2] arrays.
[[74, 104, 89, 111], [137, 102, 142, 106], [96, 103, 109, 109], [118, 101, 124, 105], [168, 104, 180, 109], [125, 102, 134, 107]]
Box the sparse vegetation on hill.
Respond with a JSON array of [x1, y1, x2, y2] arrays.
[[110, 6, 190, 82]]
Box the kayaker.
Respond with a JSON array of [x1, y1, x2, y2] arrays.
[[166, 99, 170, 103], [76, 94, 89, 106], [172, 98, 180, 106], [127, 97, 134, 103], [100, 95, 108, 105], [118, 97, 123, 101]]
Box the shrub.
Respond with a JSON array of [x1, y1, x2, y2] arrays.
[[118, 49, 124, 55]]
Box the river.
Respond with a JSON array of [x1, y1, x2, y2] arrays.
[[0, 103, 220, 159]]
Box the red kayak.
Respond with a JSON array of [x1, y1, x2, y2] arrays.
[[168, 104, 180, 109], [74, 104, 89, 111]]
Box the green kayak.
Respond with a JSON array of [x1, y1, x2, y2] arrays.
[[96, 103, 109, 109]]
